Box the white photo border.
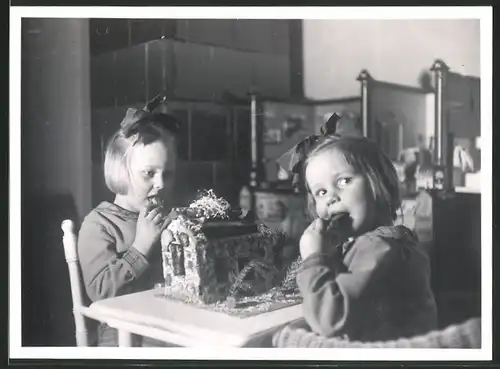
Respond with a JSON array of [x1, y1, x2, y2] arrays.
[[9, 5, 493, 361]]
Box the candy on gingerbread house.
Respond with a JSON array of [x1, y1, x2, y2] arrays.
[[160, 190, 283, 305]]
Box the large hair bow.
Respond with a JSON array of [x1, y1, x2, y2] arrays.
[[276, 112, 361, 188], [120, 92, 181, 138]]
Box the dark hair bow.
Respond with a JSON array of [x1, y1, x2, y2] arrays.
[[276, 112, 361, 188], [120, 92, 181, 138]]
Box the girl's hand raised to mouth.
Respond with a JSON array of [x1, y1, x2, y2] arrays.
[[300, 213, 352, 260], [300, 218, 329, 260], [133, 204, 179, 258]]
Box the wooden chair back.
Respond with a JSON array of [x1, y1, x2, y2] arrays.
[[61, 219, 89, 346]]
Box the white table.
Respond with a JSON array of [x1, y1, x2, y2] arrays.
[[88, 289, 304, 347]]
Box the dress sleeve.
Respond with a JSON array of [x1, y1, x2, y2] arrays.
[[77, 216, 150, 302], [296, 234, 399, 337]]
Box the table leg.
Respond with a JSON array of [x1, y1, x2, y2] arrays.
[[118, 329, 133, 347]]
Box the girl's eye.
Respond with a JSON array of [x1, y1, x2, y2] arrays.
[[336, 177, 352, 188], [315, 189, 327, 197], [144, 170, 155, 178]]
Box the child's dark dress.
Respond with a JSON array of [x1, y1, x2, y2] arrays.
[[78, 201, 169, 346], [296, 225, 437, 342]]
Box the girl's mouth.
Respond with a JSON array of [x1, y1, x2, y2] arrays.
[[147, 196, 164, 207]]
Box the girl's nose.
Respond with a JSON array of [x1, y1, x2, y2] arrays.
[[153, 175, 164, 190], [326, 192, 340, 206]]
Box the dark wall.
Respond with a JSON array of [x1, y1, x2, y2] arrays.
[[22, 194, 79, 346], [89, 19, 296, 106], [90, 19, 300, 207], [91, 102, 252, 208], [89, 19, 292, 57]]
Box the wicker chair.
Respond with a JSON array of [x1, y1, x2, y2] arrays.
[[272, 317, 481, 348]]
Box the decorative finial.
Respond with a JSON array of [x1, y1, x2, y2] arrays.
[[430, 59, 450, 72], [357, 69, 373, 82]]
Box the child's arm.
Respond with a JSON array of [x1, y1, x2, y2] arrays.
[[77, 217, 150, 302], [296, 234, 399, 337]]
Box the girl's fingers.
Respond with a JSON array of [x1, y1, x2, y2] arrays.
[[153, 212, 164, 224], [146, 207, 162, 220], [312, 218, 327, 232], [139, 205, 151, 219]]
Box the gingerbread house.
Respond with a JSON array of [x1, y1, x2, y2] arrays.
[[160, 191, 283, 305]]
